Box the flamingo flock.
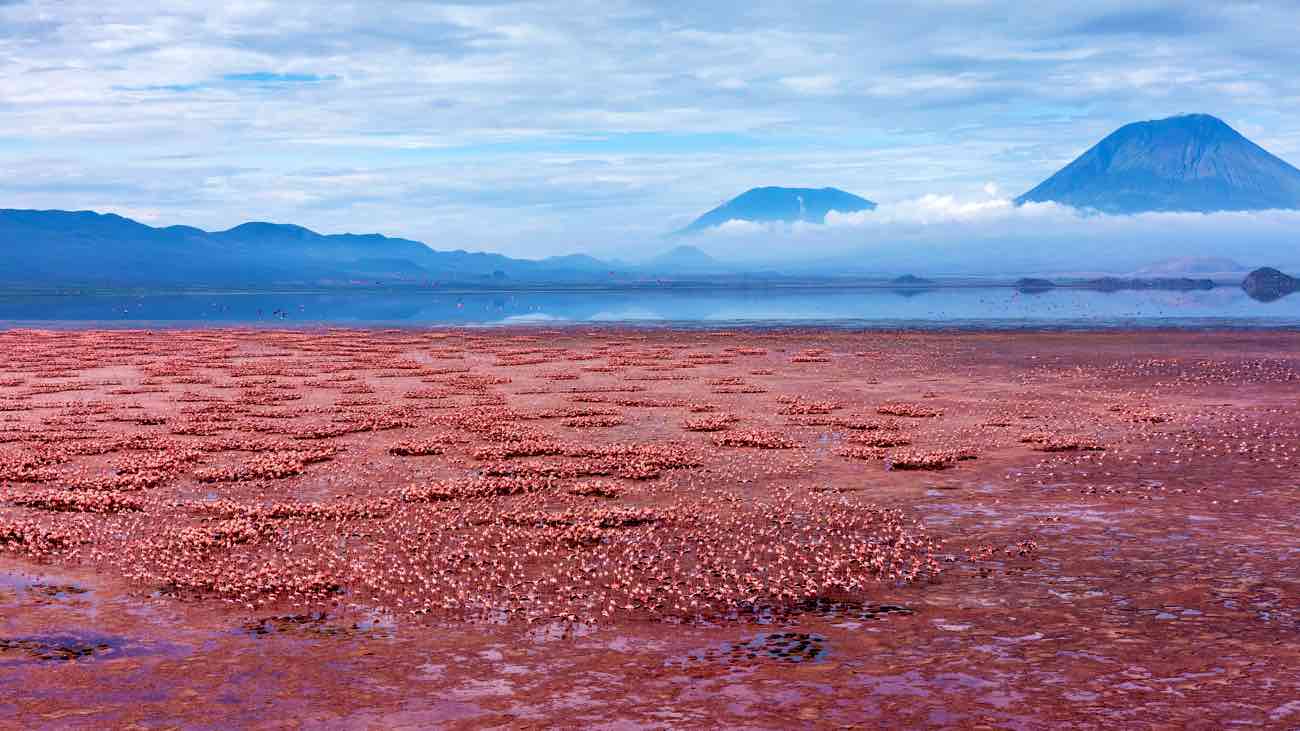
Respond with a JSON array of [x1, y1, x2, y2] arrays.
[[0, 327, 1296, 629]]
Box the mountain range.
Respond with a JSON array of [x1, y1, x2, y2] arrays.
[[3, 114, 1299, 287], [1016, 114, 1300, 213], [0, 209, 617, 288]]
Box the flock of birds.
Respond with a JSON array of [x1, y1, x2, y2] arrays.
[[0, 328, 1297, 627]]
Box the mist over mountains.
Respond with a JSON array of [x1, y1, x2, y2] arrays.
[[675, 187, 877, 236], [647, 245, 722, 273], [3, 115, 1299, 288], [668, 115, 1300, 276]]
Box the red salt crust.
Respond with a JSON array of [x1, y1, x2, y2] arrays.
[[1, 328, 1299, 728]]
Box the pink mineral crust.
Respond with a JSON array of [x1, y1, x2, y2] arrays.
[[0, 327, 1297, 727]]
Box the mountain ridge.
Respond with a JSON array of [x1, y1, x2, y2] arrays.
[[0, 208, 613, 287]]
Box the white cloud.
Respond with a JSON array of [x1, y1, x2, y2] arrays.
[[779, 74, 837, 94], [827, 194, 1018, 225], [688, 193, 1300, 273], [713, 219, 772, 234]]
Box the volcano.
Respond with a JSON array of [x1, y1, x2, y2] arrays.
[[1016, 114, 1300, 214]]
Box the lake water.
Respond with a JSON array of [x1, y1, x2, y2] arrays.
[[1, 287, 1298, 329]]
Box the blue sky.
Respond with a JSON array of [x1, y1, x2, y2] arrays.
[[2, 0, 1300, 263]]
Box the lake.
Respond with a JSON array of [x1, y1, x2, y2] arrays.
[[1, 286, 1298, 329]]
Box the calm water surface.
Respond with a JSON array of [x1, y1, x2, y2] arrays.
[[1, 287, 1298, 329]]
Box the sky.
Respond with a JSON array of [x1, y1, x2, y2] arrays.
[[3, 0, 1300, 265]]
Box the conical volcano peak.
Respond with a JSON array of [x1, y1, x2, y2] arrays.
[[676, 186, 876, 235], [1016, 114, 1300, 214]]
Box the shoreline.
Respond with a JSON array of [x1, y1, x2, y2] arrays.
[[3, 320, 1300, 333], [0, 277, 1256, 297]]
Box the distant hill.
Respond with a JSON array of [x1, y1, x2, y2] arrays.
[[1015, 278, 1056, 292], [1241, 267, 1299, 302], [0, 209, 616, 288], [539, 253, 614, 273], [891, 274, 934, 286], [676, 186, 876, 235], [1132, 256, 1246, 277], [645, 245, 720, 273], [1016, 114, 1300, 213], [1080, 277, 1214, 292]]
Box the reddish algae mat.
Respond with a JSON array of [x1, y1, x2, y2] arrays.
[[0, 327, 1297, 728]]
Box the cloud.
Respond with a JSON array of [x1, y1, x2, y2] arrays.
[[1067, 8, 1210, 37], [222, 72, 337, 84], [0, 0, 1299, 260], [826, 194, 1018, 225], [687, 192, 1300, 273], [692, 192, 1043, 235], [779, 74, 837, 94]]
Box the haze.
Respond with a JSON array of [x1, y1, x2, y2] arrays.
[[3, 1, 1300, 268]]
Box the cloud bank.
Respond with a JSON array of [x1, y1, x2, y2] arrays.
[[687, 194, 1300, 274]]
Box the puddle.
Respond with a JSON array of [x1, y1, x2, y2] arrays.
[[0, 632, 128, 664], [241, 612, 395, 640], [0, 570, 94, 606], [795, 599, 916, 622], [670, 631, 830, 667]]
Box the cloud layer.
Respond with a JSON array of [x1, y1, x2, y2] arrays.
[[688, 194, 1300, 273], [1, 0, 1299, 263]]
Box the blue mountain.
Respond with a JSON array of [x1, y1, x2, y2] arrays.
[[0, 209, 614, 288], [1016, 114, 1300, 213], [645, 245, 720, 273], [676, 186, 876, 235]]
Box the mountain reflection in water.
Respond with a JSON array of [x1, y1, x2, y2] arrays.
[[0, 286, 1296, 329]]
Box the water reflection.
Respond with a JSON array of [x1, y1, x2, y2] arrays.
[[0, 286, 1296, 328]]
